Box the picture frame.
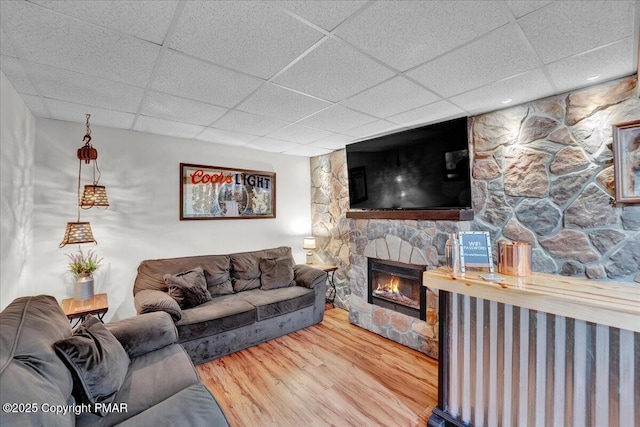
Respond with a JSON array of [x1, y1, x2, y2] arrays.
[[180, 163, 275, 220], [458, 231, 494, 273], [612, 120, 640, 204], [348, 166, 368, 204]]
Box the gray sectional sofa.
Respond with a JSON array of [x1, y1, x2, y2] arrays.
[[133, 246, 327, 365], [0, 295, 229, 427]]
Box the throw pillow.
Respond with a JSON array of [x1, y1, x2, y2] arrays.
[[206, 278, 234, 297], [54, 317, 130, 416], [203, 258, 234, 297], [164, 267, 212, 309], [259, 256, 296, 290]]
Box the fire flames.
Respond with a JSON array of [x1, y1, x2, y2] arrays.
[[376, 277, 400, 294], [373, 276, 419, 309]]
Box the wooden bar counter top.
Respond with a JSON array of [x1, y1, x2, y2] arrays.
[[423, 267, 640, 333]]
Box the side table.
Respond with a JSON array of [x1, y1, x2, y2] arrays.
[[311, 263, 338, 307], [60, 293, 109, 328]]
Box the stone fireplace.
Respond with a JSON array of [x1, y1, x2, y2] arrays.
[[368, 258, 426, 321], [346, 220, 469, 359], [310, 75, 640, 361]]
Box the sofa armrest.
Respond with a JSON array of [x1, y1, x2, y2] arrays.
[[294, 264, 327, 289], [106, 311, 178, 359], [134, 289, 182, 321]]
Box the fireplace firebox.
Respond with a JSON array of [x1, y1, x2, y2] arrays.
[[367, 258, 426, 321]]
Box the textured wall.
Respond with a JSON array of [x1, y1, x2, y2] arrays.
[[310, 74, 640, 356], [472, 75, 639, 280], [0, 71, 35, 309]]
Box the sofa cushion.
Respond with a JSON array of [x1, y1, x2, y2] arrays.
[[83, 384, 229, 427], [133, 254, 232, 295], [203, 255, 234, 297], [75, 344, 204, 427], [239, 287, 316, 321], [176, 294, 256, 342], [207, 279, 234, 298], [134, 289, 182, 321], [106, 311, 178, 359], [0, 295, 75, 427], [230, 246, 294, 292], [164, 267, 212, 309], [229, 253, 261, 292], [54, 317, 130, 416], [259, 256, 296, 290]]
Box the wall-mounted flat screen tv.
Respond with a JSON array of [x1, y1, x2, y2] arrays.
[[346, 117, 471, 211]]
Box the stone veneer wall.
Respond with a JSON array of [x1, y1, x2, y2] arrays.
[[310, 75, 640, 359]]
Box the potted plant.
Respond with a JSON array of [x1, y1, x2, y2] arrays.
[[66, 246, 102, 301]]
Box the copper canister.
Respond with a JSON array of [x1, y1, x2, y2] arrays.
[[498, 241, 532, 276]]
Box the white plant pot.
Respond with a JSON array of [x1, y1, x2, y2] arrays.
[[74, 274, 95, 301]]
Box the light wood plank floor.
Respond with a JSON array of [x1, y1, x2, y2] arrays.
[[196, 306, 438, 427]]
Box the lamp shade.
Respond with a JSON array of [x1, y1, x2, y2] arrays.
[[81, 185, 109, 209], [303, 237, 316, 250], [59, 222, 97, 248]]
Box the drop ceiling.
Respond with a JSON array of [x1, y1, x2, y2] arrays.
[[1, 1, 638, 157]]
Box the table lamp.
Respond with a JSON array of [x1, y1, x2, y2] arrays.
[[303, 237, 316, 264]]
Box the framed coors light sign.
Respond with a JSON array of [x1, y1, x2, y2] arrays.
[[180, 163, 276, 220]]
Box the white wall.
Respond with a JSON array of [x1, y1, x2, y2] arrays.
[[0, 71, 35, 309], [32, 119, 312, 320]]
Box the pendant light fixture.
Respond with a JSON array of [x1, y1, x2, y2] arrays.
[[59, 114, 108, 247], [80, 115, 109, 209]]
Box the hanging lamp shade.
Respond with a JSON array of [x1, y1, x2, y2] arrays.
[[59, 222, 97, 248], [81, 185, 109, 209]]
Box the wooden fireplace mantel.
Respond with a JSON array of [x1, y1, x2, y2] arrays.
[[345, 209, 474, 221]]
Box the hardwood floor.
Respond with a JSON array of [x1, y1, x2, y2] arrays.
[[195, 306, 438, 427]]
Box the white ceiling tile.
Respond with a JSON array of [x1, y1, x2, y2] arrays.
[[282, 144, 333, 157], [140, 91, 228, 127], [547, 38, 636, 93], [266, 124, 333, 144], [309, 133, 353, 150], [407, 24, 540, 97], [1, 1, 160, 87], [0, 55, 37, 95], [342, 120, 400, 139], [213, 110, 290, 137], [21, 94, 48, 118], [153, 51, 263, 108], [449, 69, 555, 115], [30, 0, 179, 44], [45, 99, 135, 130], [297, 105, 377, 133], [341, 76, 440, 118], [169, 1, 322, 79], [0, 0, 637, 159], [197, 128, 257, 147], [505, 1, 552, 18], [246, 137, 303, 153], [273, 38, 395, 102], [387, 101, 466, 127], [26, 62, 144, 112], [275, 1, 367, 31], [518, 1, 635, 64], [237, 83, 331, 122], [134, 116, 205, 139], [1, 29, 17, 57], [335, 1, 511, 71]]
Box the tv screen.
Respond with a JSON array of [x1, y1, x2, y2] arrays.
[[346, 117, 471, 210]]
